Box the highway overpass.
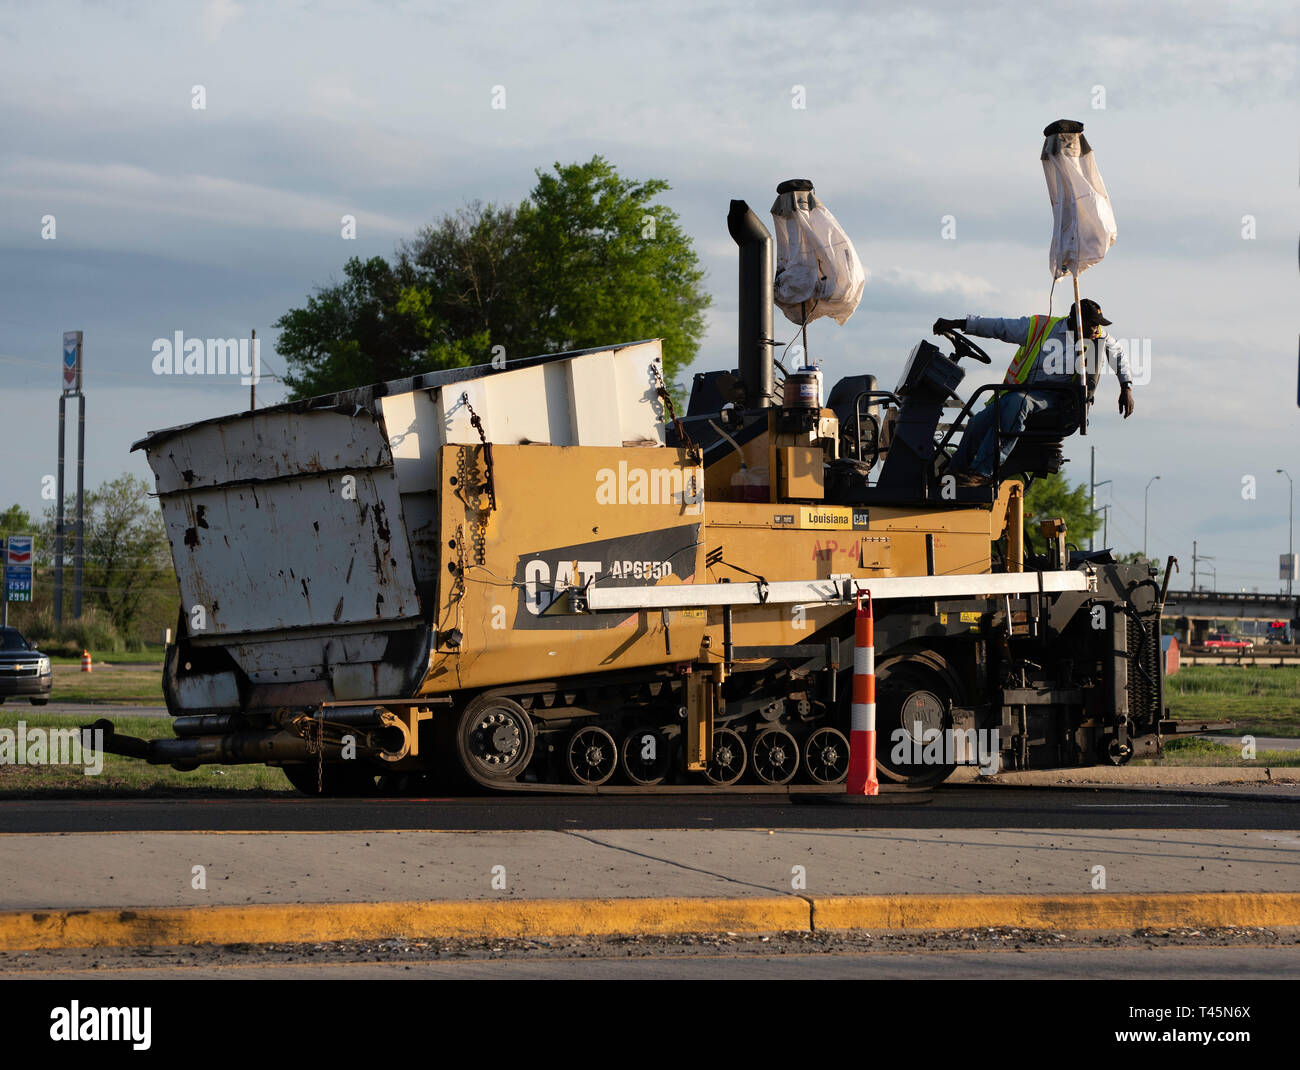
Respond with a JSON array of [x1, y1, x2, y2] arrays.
[[1162, 589, 1299, 643]]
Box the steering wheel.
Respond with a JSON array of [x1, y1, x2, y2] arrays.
[[937, 328, 992, 365]]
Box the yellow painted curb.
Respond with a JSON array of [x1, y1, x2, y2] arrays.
[[0, 896, 808, 952], [6, 892, 1298, 951], [811, 892, 1300, 932]]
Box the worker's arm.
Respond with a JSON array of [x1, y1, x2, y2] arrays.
[[1104, 334, 1135, 418], [958, 315, 1032, 346]]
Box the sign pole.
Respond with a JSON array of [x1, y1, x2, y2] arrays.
[[54, 395, 65, 626], [59, 330, 83, 624], [1, 537, 7, 629], [74, 392, 85, 619]]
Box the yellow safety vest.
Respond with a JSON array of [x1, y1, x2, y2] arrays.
[[980, 315, 1064, 408], [1003, 315, 1063, 385]]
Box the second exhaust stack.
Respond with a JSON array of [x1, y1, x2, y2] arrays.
[[727, 199, 774, 408]]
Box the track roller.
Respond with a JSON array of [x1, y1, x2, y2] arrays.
[[803, 726, 849, 784], [567, 725, 618, 786], [621, 727, 670, 786], [704, 727, 746, 786], [751, 728, 800, 785]]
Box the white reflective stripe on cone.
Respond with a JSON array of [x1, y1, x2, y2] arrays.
[[850, 702, 876, 733]]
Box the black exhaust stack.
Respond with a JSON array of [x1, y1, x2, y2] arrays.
[[727, 200, 774, 408]]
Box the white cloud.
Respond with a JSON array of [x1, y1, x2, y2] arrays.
[[873, 266, 998, 301], [0, 156, 413, 236]]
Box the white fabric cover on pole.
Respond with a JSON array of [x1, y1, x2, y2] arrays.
[[771, 181, 866, 325], [1042, 120, 1116, 279]]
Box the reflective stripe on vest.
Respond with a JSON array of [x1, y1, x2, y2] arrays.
[[1003, 315, 1063, 386]]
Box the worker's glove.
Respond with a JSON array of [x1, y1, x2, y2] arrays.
[[932, 317, 963, 335], [1118, 385, 1135, 419]]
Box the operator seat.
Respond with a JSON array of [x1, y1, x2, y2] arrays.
[[995, 388, 1083, 480]]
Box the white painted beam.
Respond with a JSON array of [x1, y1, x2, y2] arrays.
[[578, 570, 1093, 612]]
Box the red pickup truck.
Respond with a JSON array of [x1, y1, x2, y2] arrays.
[[1203, 631, 1254, 650]]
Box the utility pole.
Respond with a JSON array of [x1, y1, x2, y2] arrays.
[[1278, 469, 1294, 597], [250, 328, 256, 411], [1192, 541, 1215, 592], [1144, 475, 1161, 560]]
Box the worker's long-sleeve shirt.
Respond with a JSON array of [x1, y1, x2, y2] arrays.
[[963, 315, 1132, 390]]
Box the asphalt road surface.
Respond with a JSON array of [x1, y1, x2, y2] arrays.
[[1, 785, 1297, 834]]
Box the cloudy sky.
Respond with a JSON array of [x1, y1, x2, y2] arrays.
[[1, 0, 1296, 591]]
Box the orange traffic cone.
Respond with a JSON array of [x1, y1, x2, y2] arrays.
[[81, 650, 92, 673], [846, 590, 878, 796]]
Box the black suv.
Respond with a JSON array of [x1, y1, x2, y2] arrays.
[[0, 627, 52, 705]]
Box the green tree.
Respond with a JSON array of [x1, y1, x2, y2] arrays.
[[0, 504, 34, 540], [513, 156, 709, 390], [275, 256, 429, 398], [398, 201, 526, 355], [1023, 473, 1100, 546], [275, 157, 710, 399], [39, 475, 173, 634]]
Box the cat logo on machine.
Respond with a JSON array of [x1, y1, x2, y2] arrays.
[[513, 524, 701, 630], [852, 509, 870, 530]]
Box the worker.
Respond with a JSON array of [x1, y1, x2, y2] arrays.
[[932, 299, 1135, 485]]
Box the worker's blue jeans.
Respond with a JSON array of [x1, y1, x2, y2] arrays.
[[951, 389, 1056, 478]]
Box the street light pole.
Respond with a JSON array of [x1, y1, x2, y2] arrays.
[[1091, 479, 1112, 551], [1144, 475, 1161, 560], [1090, 446, 1096, 553], [1278, 469, 1294, 598]]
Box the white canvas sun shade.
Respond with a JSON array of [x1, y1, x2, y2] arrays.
[[1042, 120, 1117, 279], [770, 180, 866, 325]]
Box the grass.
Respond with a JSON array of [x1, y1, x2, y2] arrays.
[[0, 712, 290, 795], [23, 665, 166, 705], [1164, 665, 1300, 738], [46, 648, 165, 666], [1140, 735, 1300, 768]]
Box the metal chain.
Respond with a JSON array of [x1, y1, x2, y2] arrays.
[[305, 707, 325, 794], [460, 393, 496, 512], [651, 364, 695, 452], [452, 523, 467, 604]]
